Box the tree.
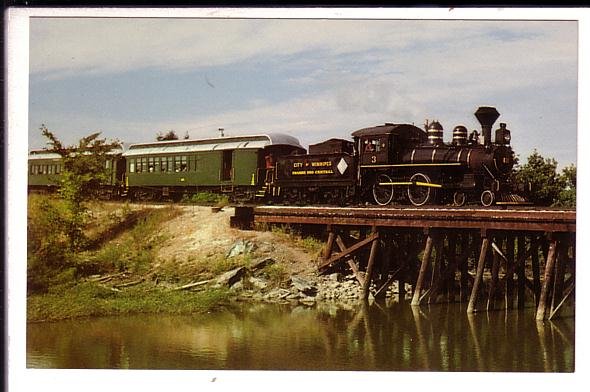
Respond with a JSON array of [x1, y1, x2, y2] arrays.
[[41, 125, 122, 250], [514, 150, 572, 207], [556, 164, 576, 208], [156, 130, 179, 141]]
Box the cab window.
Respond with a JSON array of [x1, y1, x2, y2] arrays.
[[363, 138, 384, 152]]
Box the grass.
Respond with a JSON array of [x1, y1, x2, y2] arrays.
[[27, 282, 231, 322], [157, 253, 253, 283], [78, 205, 181, 277]]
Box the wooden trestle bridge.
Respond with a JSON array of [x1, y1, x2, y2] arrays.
[[232, 206, 576, 320]]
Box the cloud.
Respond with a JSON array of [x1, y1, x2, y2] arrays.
[[30, 18, 576, 83]]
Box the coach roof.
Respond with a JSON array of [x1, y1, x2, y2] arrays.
[[122, 133, 304, 157]]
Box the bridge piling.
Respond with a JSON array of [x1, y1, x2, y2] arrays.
[[411, 233, 434, 306]]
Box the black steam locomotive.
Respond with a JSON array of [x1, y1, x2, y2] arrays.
[[269, 106, 525, 207]]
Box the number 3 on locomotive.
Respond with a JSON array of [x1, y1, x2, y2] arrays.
[[371, 155, 377, 164]]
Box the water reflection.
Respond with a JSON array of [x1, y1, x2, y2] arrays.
[[27, 301, 574, 371]]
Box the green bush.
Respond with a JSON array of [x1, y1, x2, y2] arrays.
[[27, 195, 75, 293], [182, 192, 229, 206], [261, 263, 289, 286]]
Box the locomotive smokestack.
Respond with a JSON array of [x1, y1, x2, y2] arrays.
[[218, 127, 225, 137], [474, 106, 500, 146]]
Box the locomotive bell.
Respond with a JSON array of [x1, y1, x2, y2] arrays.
[[474, 106, 500, 146], [427, 121, 444, 145], [452, 125, 468, 145]]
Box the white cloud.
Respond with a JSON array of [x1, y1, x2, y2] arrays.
[[30, 18, 576, 84]]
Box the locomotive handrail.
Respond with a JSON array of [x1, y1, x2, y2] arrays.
[[360, 162, 464, 168]]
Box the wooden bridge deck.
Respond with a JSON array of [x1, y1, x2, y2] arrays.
[[250, 206, 576, 233]]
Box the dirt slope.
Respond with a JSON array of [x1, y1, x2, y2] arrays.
[[156, 206, 319, 278]]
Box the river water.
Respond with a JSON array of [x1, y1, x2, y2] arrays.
[[27, 301, 574, 371]]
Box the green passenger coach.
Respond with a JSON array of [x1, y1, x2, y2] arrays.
[[122, 133, 305, 201], [28, 150, 63, 192], [28, 148, 126, 197]]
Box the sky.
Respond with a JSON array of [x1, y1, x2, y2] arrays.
[[27, 16, 578, 168]]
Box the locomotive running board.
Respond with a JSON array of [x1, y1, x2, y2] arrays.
[[379, 181, 443, 188]]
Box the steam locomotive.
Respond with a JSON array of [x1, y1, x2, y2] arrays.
[[28, 106, 526, 207], [270, 106, 525, 206]]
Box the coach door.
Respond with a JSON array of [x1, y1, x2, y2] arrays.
[[221, 150, 233, 182]]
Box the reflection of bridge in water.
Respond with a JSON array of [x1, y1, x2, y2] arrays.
[[235, 206, 576, 320], [335, 301, 574, 372]]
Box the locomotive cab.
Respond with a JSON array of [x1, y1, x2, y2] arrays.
[[353, 123, 427, 167], [359, 134, 390, 165]]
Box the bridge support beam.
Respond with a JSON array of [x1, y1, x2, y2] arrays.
[[411, 232, 435, 306], [536, 239, 557, 320], [362, 227, 379, 301], [467, 235, 490, 313]]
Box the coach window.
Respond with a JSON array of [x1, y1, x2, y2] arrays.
[[161, 157, 167, 172], [56, 164, 61, 174], [41, 165, 47, 174], [154, 157, 161, 172], [167, 156, 173, 172], [105, 159, 111, 169], [181, 156, 188, 172], [129, 159, 136, 173], [148, 157, 155, 172], [48, 165, 53, 175]]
